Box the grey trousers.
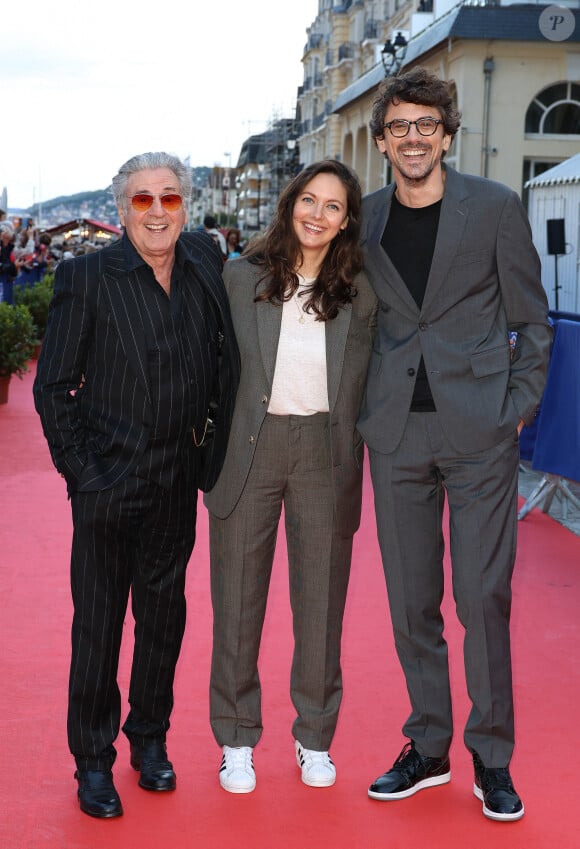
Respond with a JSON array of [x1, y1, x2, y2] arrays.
[[369, 412, 520, 768], [209, 413, 354, 751]]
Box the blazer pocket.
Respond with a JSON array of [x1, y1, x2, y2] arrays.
[[452, 249, 492, 267], [470, 345, 509, 378]]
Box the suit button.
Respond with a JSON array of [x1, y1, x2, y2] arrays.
[[419, 322, 428, 331], [407, 368, 416, 377], [249, 435, 255, 444], [261, 395, 268, 404]]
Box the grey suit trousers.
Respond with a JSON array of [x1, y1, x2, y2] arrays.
[[209, 413, 353, 751], [369, 412, 520, 768]]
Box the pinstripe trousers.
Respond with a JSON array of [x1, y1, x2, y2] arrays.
[[209, 413, 354, 752], [68, 464, 197, 771]]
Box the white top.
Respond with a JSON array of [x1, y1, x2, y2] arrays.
[[268, 276, 329, 416]]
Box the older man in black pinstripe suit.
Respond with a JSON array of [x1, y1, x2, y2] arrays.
[[33, 152, 240, 819]]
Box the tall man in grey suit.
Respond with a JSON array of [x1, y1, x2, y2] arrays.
[[34, 152, 240, 819], [357, 69, 551, 822]]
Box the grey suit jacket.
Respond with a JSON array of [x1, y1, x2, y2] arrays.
[[357, 165, 552, 455], [204, 258, 377, 535], [33, 231, 240, 493]]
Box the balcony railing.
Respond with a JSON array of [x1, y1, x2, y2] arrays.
[[308, 33, 323, 50], [338, 42, 354, 62], [364, 21, 379, 40]]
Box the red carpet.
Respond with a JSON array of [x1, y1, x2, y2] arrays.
[[1, 364, 579, 849]]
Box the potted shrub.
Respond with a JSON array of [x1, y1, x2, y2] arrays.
[[0, 302, 37, 404], [14, 272, 55, 354]]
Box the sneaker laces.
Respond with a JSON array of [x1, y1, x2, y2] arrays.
[[480, 767, 515, 793], [300, 748, 334, 771], [391, 742, 424, 778], [223, 746, 253, 773]]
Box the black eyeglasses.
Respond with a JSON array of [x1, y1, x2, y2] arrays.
[[383, 117, 443, 138]]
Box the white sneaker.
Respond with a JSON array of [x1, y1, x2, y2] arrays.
[[219, 746, 256, 793], [295, 740, 336, 787]]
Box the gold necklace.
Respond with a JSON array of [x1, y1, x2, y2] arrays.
[[292, 290, 306, 324]]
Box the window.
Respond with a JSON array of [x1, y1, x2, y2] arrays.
[[525, 82, 580, 135], [521, 159, 561, 210]]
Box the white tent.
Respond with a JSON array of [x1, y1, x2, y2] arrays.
[[526, 154, 580, 314]]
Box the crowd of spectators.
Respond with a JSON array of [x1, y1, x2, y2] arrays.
[[0, 209, 102, 304], [0, 206, 244, 304]]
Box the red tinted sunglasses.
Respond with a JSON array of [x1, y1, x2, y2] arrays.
[[129, 193, 183, 212]]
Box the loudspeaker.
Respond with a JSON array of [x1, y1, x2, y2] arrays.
[[547, 219, 565, 255]]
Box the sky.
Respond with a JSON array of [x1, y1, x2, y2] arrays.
[[2, 0, 319, 210]]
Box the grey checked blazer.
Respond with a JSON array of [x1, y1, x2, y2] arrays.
[[204, 258, 377, 536]]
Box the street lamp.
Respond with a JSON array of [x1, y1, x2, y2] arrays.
[[381, 32, 408, 77], [286, 138, 297, 178]]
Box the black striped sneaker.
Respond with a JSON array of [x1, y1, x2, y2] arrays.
[[295, 740, 336, 787], [219, 746, 256, 794]]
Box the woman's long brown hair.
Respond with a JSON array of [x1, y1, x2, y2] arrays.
[[244, 159, 363, 321]]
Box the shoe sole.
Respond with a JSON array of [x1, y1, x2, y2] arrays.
[[368, 770, 451, 800], [137, 778, 176, 792], [473, 784, 525, 821], [301, 773, 336, 788], [78, 799, 123, 818], [219, 776, 256, 794]]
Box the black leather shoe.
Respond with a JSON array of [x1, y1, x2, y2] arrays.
[[368, 740, 451, 800], [130, 740, 176, 791], [472, 752, 524, 821], [75, 769, 123, 818]]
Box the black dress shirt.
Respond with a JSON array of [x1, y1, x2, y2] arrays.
[[124, 237, 218, 487]]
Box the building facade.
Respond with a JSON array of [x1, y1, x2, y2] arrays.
[[233, 119, 300, 235], [297, 0, 580, 199]]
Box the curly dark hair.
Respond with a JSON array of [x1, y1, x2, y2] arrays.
[[245, 159, 363, 321], [370, 67, 461, 145]]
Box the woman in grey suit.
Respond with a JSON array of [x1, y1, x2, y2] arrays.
[[205, 161, 377, 793]]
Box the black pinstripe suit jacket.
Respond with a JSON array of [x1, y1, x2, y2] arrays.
[[33, 230, 240, 494]]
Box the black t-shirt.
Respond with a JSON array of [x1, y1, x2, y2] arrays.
[[381, 194, 442, 411]]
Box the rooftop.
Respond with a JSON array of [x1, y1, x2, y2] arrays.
[[334, 4, 580, 113], [525, 153, 580, 187]]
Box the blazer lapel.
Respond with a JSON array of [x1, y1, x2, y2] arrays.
[[255, 277, 282, 388], [422, 166, 469, 312], [364, 187, 419, 316], [326, 304, 351, 413], [180, 232, 227, 322], [100, 239, 151, 405]]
